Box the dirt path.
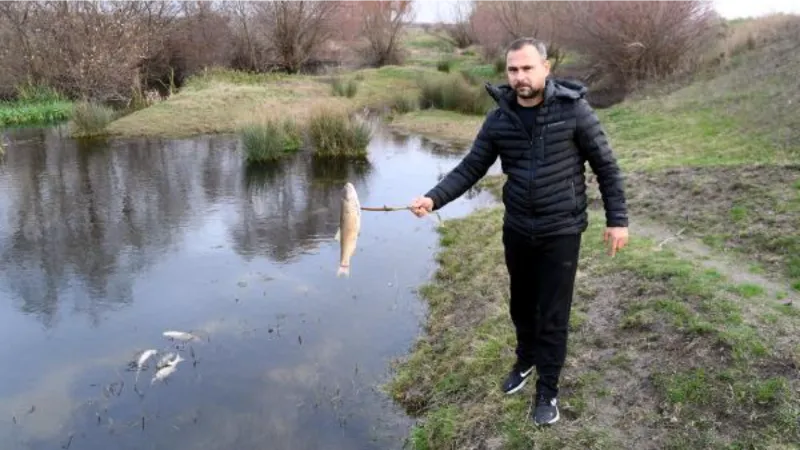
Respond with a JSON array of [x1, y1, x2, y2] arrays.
[[631, 216, 799, 303]]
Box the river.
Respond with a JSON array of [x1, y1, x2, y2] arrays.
[[0, 119, 498, 449]]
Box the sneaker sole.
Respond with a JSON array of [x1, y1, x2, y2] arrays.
[[534, 409, 560, 426], [504, 377, 527, 395]]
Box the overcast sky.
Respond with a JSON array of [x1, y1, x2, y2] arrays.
[[411, 0, 800, 23]]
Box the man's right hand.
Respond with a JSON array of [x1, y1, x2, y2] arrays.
[[410, 196, 434, 217]]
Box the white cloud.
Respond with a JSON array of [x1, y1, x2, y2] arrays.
[[714, 0, 800, 18]]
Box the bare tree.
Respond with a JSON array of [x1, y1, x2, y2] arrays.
[[469, 1, 568, 69], [427, 0, 476, 49], [254, 1, 342, 73], [360, 0, 414, 67]]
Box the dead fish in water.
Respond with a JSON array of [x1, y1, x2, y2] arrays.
[[135, 349, 158, 382], [335, 182, 361, 277], [156, 352, 177, 370], [163, 331, 199, 342], [151, 354, 184, 385]]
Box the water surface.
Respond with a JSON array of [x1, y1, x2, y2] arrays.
[[0, 121, 498, 449]]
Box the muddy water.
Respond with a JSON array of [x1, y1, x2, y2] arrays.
[[0, 122, 498, 450]]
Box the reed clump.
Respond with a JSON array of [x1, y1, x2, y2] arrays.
[[241, 118, 303, 164], [308, 109, 371, 158], [70, 101, 116, 138]]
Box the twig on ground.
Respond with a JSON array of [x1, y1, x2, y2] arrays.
[[655, 227, 686, 250]]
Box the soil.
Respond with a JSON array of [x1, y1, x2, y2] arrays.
[[587, 164, 800, 295]]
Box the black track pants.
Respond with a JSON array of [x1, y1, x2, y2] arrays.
[[503, 227, 581, 398]]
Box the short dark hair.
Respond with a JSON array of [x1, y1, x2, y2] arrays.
[[505, 37, 548, 60]]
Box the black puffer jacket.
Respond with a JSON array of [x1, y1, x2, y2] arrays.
[[425, 77, 628, 237]]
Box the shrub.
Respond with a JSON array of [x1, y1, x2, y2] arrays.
[[308, 109, 371, 158], [565, 1, 719, 85], [241, 118, 302, 164], [70, 101, 116, 138], [418, 74, 494, 115], [437, 60, 452, 73]]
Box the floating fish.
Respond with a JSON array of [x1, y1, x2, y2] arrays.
[[156, 352, 177, 369], [151, 354, 184, 385], [336, 182, 361, 277], [163, 331, 199, 342], [135, 349, 158, 382]]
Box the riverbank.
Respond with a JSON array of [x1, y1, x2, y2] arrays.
[[105, 66, 438, 140], [385, 22, 800, 449]]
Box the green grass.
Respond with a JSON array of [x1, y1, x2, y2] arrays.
[[307, 109, 371, 158], [387, 204, 800, 449], [181, 66, 287, 91], [241, 118, 302, 164], [0, 101, 72, 127], [600, 106, 794, 170], [417, 73, 494, 116]]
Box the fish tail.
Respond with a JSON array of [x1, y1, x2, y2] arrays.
[[337, 265, 350, 277]]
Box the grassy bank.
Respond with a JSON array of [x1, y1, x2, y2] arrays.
[[105, 66, 435, 139], [590, 24, 799, 291], [388, 109, 482, 150], [388, 205, 799, 449], [385, 18, 800, 450]]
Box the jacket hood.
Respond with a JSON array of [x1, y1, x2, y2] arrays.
[[484, 77, 587, 110]]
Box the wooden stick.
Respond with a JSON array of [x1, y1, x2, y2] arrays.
[[360, 205, 411, 212]]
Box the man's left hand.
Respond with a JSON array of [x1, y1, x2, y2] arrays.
[[603, 227, 629, 257]]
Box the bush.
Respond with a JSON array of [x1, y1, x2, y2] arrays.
[[241, 118, 302, 164], [565, 1, 719, 85], [70, 101, 116, 138], [308, 109, 371, 158], [437, 60, 452, 73], [418, 74, 494, 115]]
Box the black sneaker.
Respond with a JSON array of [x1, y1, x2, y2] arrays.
[[501, 361, 534, 394], [532, 392, 559, 426]]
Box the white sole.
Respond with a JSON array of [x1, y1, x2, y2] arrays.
[[535, 407, 560, 426], [504, 377, 527, 395]]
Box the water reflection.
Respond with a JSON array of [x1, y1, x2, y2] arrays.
[[0, 121, 498, 450], [231, 155, 373, 263]]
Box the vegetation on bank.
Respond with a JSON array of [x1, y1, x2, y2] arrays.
[[69, 101, 116, 138], [241, 118, 302, 164], [307, 109, 371, 158], [0, 83, 72, 127]]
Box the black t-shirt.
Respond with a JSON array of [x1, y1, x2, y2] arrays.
[[512, 99, 538, 137]]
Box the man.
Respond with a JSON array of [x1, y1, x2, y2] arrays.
[[409, 37, 629, 426]]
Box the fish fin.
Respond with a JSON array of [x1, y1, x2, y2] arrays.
[[337, 265, 350, 277], [334, 227, 340, 242]]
